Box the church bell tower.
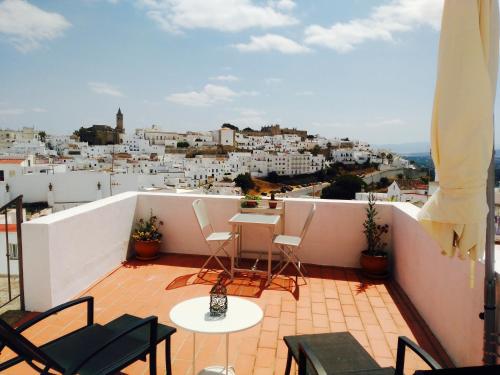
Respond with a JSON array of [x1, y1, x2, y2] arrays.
[[116, 108, 124, 134]]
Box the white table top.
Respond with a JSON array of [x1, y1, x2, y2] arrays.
[[229, 213, 280, 226], [169, 296, 263, 334]]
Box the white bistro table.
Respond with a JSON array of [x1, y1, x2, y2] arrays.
[[228, 213, 281, 285], [169, 296, 263, 375]]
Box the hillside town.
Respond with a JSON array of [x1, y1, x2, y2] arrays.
[[0, 108, 422, 213]]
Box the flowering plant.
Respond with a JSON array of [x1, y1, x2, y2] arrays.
[[132, 211, 163, 242]]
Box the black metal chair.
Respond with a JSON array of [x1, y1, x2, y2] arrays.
[[0, 296, 176, 375], [285, 332, 500, 375]]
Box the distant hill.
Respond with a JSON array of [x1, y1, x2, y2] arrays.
[[374, 142, 430, 155], [405, 151, 500, 183]]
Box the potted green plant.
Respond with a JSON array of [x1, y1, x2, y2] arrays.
[[241, 194, 261, 208], [268, 192, 277, 209], [360, 193, 389, 278], [132, 211, 164, 260]]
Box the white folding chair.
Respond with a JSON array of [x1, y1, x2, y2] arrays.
[[273, 203, 316, 285], [193, 199, 235, 278]]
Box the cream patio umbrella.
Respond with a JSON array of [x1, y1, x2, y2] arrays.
[[417, 0, 499, 364]]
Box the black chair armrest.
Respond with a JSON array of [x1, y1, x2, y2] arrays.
[[16, 296, 94, 334], [65, 315, 158, 374], [298, 342, 328, 375], [395, 336, 442, 375], [0, 297, 94, 371]]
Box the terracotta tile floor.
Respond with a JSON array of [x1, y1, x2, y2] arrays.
[[1, 254, 452, 375]]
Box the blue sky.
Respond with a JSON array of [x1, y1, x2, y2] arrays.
[[0, 0, 488, 146]]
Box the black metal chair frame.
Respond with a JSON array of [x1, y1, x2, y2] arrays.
[[295, 334, 500, 375], [0, 296, 176, 375], [286, 334, 441, 375]]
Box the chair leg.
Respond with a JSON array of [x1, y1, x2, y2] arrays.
[[165, 337, 172, 375], [284, 349, 292, 375], [198, 240, 232, 277], [149, 346, 157, 375]]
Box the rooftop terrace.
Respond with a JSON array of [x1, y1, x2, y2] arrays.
[[2, 254, 452, 374], [1, 192, 498, 373]]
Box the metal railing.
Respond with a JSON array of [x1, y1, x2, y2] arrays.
[[0, 195, 24, 311]]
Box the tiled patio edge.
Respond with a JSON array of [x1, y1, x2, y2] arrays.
[[387, 280, 455, 368]]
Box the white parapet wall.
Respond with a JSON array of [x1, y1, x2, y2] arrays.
[[22, 192, 138, 311], [22, 193, 394, 312], [391, 202, 499, 366], [135, 193, 393, 268]]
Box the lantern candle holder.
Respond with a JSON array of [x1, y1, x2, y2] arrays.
[[209, 278, 228, 317]]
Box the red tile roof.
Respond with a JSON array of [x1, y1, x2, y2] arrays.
[[0, 224, 17, 232], [0, 159, 24, 165]]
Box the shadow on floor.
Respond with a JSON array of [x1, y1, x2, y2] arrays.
[[165, 269, 300, 299]]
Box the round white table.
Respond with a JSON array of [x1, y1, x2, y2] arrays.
[[170, 296, 263, 375]]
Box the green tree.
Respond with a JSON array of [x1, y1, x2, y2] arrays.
[[378, 177, 390, 188], [177, 141, 189, 148], [267, 171, 279, 183], [321, 175, 365, 200], [234, 173, 255, 193], [38, 131, 47, 143], [222, 123, 239, 131], [311, 145, 322, 156]]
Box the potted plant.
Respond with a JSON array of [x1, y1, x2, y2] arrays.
[[241, 194, 261, 208], [360, 193, 389, 278], [132, 211, 164, 260], [268, 192, 277, 209]]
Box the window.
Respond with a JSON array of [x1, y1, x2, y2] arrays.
[[0, 170, 3, 181], [8, 243, 18, 260]]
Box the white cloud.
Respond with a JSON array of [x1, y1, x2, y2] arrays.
[[32, 107, 47, 112], [0, 108, 24, 115], [166, 84, 238, 107], [166, 84, 259, 106], [232, 111, 267, 127], [210, 74, 239, 82], [264, 77, 282, 84], [269, 0, 296, 11], [239, 90, 259, 96], [136, 0, 298, 33], [296, 90, 313, 96], [234, 34, 310, 54], [304, 0, 443, 52], [364, 118, 404, 128], [88, 82, 124, 97], [0, 0, 71, 52], [238, 108, 265, 117]]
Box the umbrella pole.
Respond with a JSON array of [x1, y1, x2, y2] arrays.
[[484, 146, 497, 365]]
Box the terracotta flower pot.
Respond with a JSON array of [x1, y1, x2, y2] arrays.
[[360, 250, 389, 279], [245, 200, 258, 208], [268, 200, 277, 209], [134, 240, 161, 260]]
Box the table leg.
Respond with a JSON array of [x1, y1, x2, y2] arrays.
[[225, 333, 229, 375], [231, 224, 235, 280], [238, 224, 242, 263], [267, 226, 273, 285], [192, 332, 196, 375]]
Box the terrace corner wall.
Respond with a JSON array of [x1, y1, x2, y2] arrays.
[[391, 203, 486, 366], [22, 192, 138, 311]]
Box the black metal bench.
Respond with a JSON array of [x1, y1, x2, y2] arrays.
[[0, 296, 176, 375]]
